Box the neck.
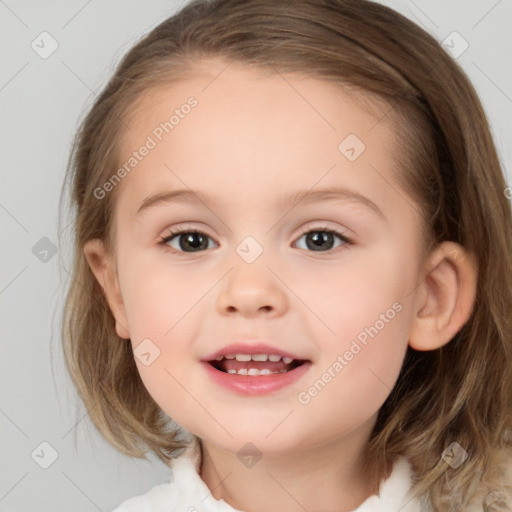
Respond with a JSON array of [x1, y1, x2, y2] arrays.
[[199, 427, 385, 512]]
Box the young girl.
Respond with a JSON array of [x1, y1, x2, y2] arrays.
[[60, 0, 512, 510]]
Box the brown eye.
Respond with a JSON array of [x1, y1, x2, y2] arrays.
[[295, 229, 350, 252], [161, 230, 216, 252]]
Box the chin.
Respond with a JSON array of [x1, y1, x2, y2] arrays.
[[196, 422, 307, 457]]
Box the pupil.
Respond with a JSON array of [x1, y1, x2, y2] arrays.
[[307, 231, 333, 251], [180, 233, 208, 251]]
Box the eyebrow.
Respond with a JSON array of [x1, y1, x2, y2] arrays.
[[136, 187, 386, 220]]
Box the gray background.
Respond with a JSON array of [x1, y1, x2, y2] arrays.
[[1, 0, 511, 510]]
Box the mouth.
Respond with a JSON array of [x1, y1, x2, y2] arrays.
[[207, 353, 308, 376], [201, 344, 312, 394]]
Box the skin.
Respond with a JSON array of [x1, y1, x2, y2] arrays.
[[85, 58, 477, 512]]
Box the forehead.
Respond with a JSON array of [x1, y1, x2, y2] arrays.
[[115, 59, 402, 217], [122, 58, 392, 142]]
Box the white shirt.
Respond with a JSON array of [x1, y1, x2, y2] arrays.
[[111, 438, 432, 512]]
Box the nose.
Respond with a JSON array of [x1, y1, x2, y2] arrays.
[[216, 260, 288, 318]]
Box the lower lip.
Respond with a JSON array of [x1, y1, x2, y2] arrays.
[[201, 361, 312, 396]]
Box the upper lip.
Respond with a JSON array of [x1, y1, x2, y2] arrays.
[[201, 342, 307, 362]]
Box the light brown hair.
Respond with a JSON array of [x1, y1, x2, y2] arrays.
[[60, 0, 512, 509]]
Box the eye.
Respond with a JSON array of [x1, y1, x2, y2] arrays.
[[294, 227, 351, 252], [158, 226, 352, 254], [159, 229, 217, 253]]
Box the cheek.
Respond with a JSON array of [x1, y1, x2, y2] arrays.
[[117, 254, 211, 419], [298, 241, 418, 346], [134, 359, 203, 436], [119, 253, 208, 342], [296, 301, 414, 437], [294, 244, 418, 420]]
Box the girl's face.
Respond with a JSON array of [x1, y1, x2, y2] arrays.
[[104, 59, 426, 455]]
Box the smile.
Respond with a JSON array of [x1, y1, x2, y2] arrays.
[[208, 353, 306, 376], [201, 344, 312, 395]]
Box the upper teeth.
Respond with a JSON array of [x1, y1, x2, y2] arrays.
[[215, 353, 294, 364]]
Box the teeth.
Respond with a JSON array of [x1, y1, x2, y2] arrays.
[[213, 352, 299, 374], [220, 363, 291, 376], [243, 368, 281, 376], [221, 353, 295, 362]]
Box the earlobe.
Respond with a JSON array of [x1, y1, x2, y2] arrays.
[[409, 241, 478, 351], [83, 238, 131, 339]]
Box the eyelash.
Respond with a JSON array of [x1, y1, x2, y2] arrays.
[[157, 225, 353, 255]]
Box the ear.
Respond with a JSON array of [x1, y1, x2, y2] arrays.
[[409, 241, 478, 351], [83, 238, 130, 339]]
